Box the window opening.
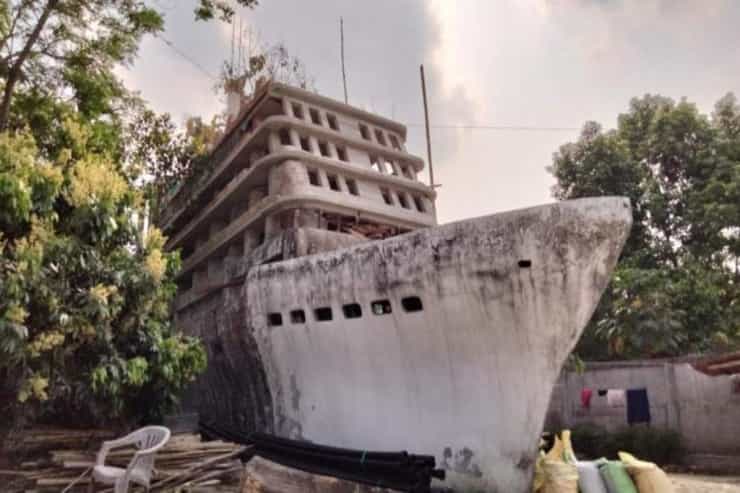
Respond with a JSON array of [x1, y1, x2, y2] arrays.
[[315, 307, 333, 321], [290, 309, 306, 323], [397, 192, 410, 209], [336, 146, 349, 162], [389, 134, 401, 150], [401, 296, 423, 312], [308, 169, 321, 187], [327, 174, 341, 191], [343, 303, 362, 319], [309, 107, 321, 125], [359, 124, 371, 140], [374, 129, 387, 146], [380, 188, 393, 205], [346, 179, 359, 196], [318, 141, 330, 157], [371, 300, 392, 315], [268, 313, 283, 327], [413, 196, 426, 213], [327, 113, 339, 131], [299, 136, 311, 152], [291, 102, 304, 120], [518, 260, 532, 268], [279, 128, 292, 146]]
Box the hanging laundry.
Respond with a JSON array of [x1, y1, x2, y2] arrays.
[[581, 388, 593, 409], [626, 388, 651, 425], [597, 389, 608, 397], [606, 389, 626, 407]]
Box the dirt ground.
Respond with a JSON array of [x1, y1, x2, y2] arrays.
[[671, 474, 740, 492]]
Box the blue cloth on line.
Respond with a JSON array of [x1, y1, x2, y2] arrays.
[[626, 388, 651, 425]]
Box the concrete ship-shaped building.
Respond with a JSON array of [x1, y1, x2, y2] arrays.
[[161, 80, 632, 491]]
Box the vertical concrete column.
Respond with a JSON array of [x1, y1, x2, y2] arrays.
[[207, 256, 223, 285], [327, 142, 339, 160], [243, 226, 261, 256], [289, 129, 301, 147], [269, 160, 308, 197], [319, 110, 330, 128], [308, 136, 320, 156], [193, 268, 208, 290], [282, 97, 294, 117], [268, 130, 282, 154], [223, 242, 244, 276], [265, 212, 281, 238]]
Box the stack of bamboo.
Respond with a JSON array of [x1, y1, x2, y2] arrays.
[[2, 429, 246, 492]]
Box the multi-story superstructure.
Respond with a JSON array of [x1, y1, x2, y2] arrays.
[[162, 80, 633, 491], [160, 80, 436, 311]]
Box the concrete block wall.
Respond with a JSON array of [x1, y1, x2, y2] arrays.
[[546, 360, 740, 455]]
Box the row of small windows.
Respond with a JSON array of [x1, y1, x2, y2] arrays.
[[380, 187, 426, 213], [278, 128, 351, 163], [307, 168, 360, 196], [267, 296, 424, 327], [359, 123, 402, 151], [290, 101, 340, 132]]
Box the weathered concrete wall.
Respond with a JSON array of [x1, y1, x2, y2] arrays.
[[546, 360, 740, 455], [242, 197, 631, 492]]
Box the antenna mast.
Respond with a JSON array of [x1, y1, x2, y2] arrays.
[[420, 65, 435, 188], [340, 17, 348, 103]]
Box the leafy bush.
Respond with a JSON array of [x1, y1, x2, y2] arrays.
[[0, 122, 206, 428], [570, 423, 684, 465]]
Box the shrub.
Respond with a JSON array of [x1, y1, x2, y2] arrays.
[[570, 423, 684, 465]]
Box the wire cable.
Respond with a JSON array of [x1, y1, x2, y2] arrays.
[[154, 34, 218, 81]]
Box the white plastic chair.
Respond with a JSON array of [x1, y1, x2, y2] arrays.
[[90, 425, 170, 493]]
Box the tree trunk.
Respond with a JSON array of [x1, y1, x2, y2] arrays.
[[0, 0, 60, 131]]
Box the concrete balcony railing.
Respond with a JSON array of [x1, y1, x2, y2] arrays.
[[176, 191, 435, 279], [160, 114, 427, 233], [165, 147, 436, 251]]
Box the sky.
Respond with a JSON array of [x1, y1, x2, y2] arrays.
[[121, 0, 740, 224]]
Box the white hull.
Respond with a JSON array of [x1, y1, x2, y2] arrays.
[[242, 197, 632, 491]]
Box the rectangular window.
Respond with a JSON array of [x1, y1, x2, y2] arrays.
[[389, 134, 401, 150], [308, 169, 321, 187], [342, 303, 362, 319], [371, 300, 392, 315], [299, 136, 311, 152], [374, 129, 387, 146], [327, 174, 341, 191], [291, 102, 304, 120], [268, 313, 283, 327], [345, 179, 359, 196], [309, 107, 321, 125], [397, 192, 410, 209], [359, 123, 371, 140], [413, 195, 426, 213], [327, 113, 339, 131], [380, 188, 393, 205], [290, 309, 306, 323], [315, 307, 333, 321], [336, 146, 349, 162], [279, 128, 292, 146], [318, 141, 330, 157]]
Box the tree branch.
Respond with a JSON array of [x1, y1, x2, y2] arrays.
[[0, 0, 60, 130]]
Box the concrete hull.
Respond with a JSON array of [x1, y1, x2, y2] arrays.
[[241, 197, 631, 491]]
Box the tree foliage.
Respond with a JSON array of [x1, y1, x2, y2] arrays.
[[549, 94, 740, 359], [0, 119, 206, 427]]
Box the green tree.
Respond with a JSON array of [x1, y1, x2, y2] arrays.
[[549, 94, 740, 359], [0, 119, 206, 427]]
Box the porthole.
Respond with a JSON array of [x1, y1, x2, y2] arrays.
[[371, 300, 392, 315], [268, 313, 283, 327], [401, 296, 423, 312], [290, 309, 306, 324], [343, 303, 362, 319], [315, 307, 333, 321]]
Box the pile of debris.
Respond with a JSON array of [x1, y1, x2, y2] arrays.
[[2, 427, 246, 491]]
